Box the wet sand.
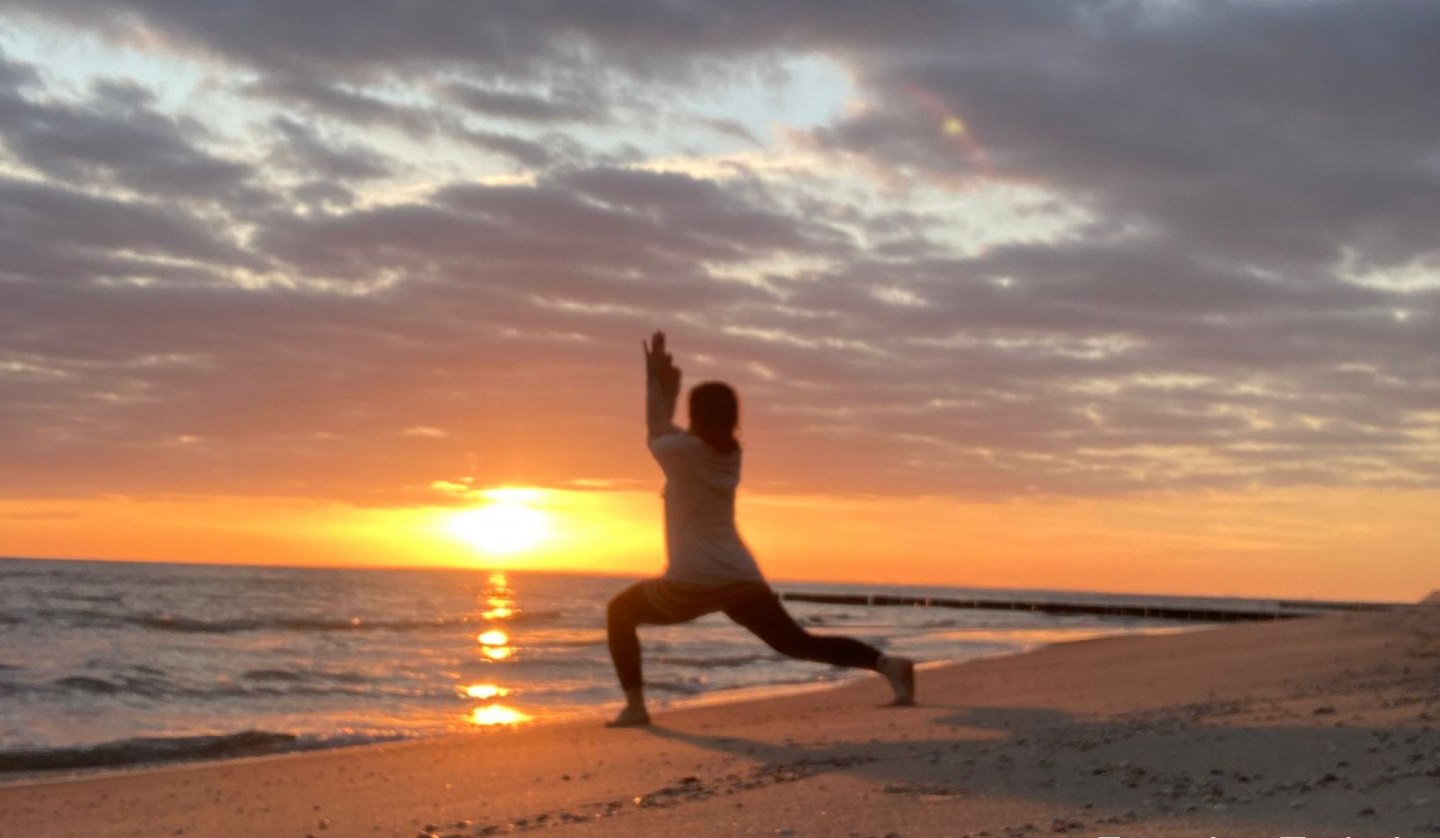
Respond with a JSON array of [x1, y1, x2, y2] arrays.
[[2, 607, 1436, 837]]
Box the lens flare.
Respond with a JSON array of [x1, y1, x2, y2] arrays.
[[902, 82, 992, 174]]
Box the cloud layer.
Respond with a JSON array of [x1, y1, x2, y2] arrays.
[[1, 0, 1436, 505]]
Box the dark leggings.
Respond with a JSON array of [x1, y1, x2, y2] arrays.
[[606, 582, 882, 691]]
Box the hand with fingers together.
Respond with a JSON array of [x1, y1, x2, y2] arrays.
[[642, 330, 681, 402]]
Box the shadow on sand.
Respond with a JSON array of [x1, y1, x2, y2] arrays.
[[629, 700, 1439, 836]]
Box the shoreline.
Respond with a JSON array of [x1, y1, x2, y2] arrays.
[[0, 623, 1205, 787], [3, 609, 1435, 837]]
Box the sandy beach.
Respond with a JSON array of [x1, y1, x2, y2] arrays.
[[2, 607, 1436, 838]]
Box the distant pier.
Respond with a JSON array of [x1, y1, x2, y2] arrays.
[[777, 591, 1400, 622]]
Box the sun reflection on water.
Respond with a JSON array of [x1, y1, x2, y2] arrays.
[[477, 628, 509, 646], [469, 704, 530, 726], [461, 683, 510, 700], [460, 572, 527, 725], [478, 627, 514, 660]]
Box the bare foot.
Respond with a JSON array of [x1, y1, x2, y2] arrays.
[[605, 705, 651, 727], [877, 655, 915, 706]]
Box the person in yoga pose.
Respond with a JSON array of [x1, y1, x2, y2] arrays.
[[606, 331, 915, 727]]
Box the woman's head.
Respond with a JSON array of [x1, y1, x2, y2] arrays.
[[688, 381, 740, 453]]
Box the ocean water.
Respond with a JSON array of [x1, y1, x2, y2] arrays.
[[0, 557, 1237, 775]]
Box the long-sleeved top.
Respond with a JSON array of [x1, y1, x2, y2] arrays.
[[646, 369, 763, 585]]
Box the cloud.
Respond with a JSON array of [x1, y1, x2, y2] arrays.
[[3, 1, 948, 78], [0, 176, 256, 285], [441, 81, 607, 125], [402, 426, 448, 439], [0, 63, 258, 204], [0, 46, 39, 89], [803, 2, 1440, 269], [0, 2, 1436, 505], [268, 116, 394, 182]]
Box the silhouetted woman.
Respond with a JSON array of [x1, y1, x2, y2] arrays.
[[606, 331, 915, 726]]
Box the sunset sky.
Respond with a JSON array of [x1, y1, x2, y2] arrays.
[[1, 2, 1436, 601]]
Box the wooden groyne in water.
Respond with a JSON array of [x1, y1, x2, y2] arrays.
[[776, 591, 1400, 622]]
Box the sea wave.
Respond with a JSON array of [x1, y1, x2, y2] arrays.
[[51, 676, 125, 695], [0, 559, 1213, 778], [127, 608, 567, 634], [44, 591, 125, 605], [28, 675, 456, 702], [131, 615, 465, 634], [239, 668, 305, 682], [647, 676, 710, 695], [241, 668, 370, 685], [0, 730, 409, 774], [651, 653, 772, 669], [26, 608, 568, 635]]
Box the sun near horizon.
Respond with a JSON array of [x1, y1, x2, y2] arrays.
[[2, 480, 1436, 603], [445, 487, 553, 558]]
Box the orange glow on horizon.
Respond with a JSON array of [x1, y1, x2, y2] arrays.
[[1, 486, 1437, 602]]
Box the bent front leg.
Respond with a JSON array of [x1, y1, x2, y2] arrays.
[[606, 581, 690, 691], [606, 583, 651, 691]]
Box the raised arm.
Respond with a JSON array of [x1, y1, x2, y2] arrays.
[[643, 330, 682, 440]]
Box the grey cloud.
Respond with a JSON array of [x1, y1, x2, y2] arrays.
[[693, 116, 763, 147], [2, 1, 954, 80], [556, 167, 849, 253], [248, 74, 586, 169], [0, 47, 39, 89], [0, 177, 256, 284], [289, 180, 360, 211], [0, 154, 858, 499], [805, 2, 1440, 270], [455, 127, 567, 169], [441, 81, 605, 124], [1, 1, 1437, 503], [269, 116, 394, 182], [0, 0, 963, 150], [245, 74, 440, 136], [0, 63, 259, 204], [251, 166, 849, 290]]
